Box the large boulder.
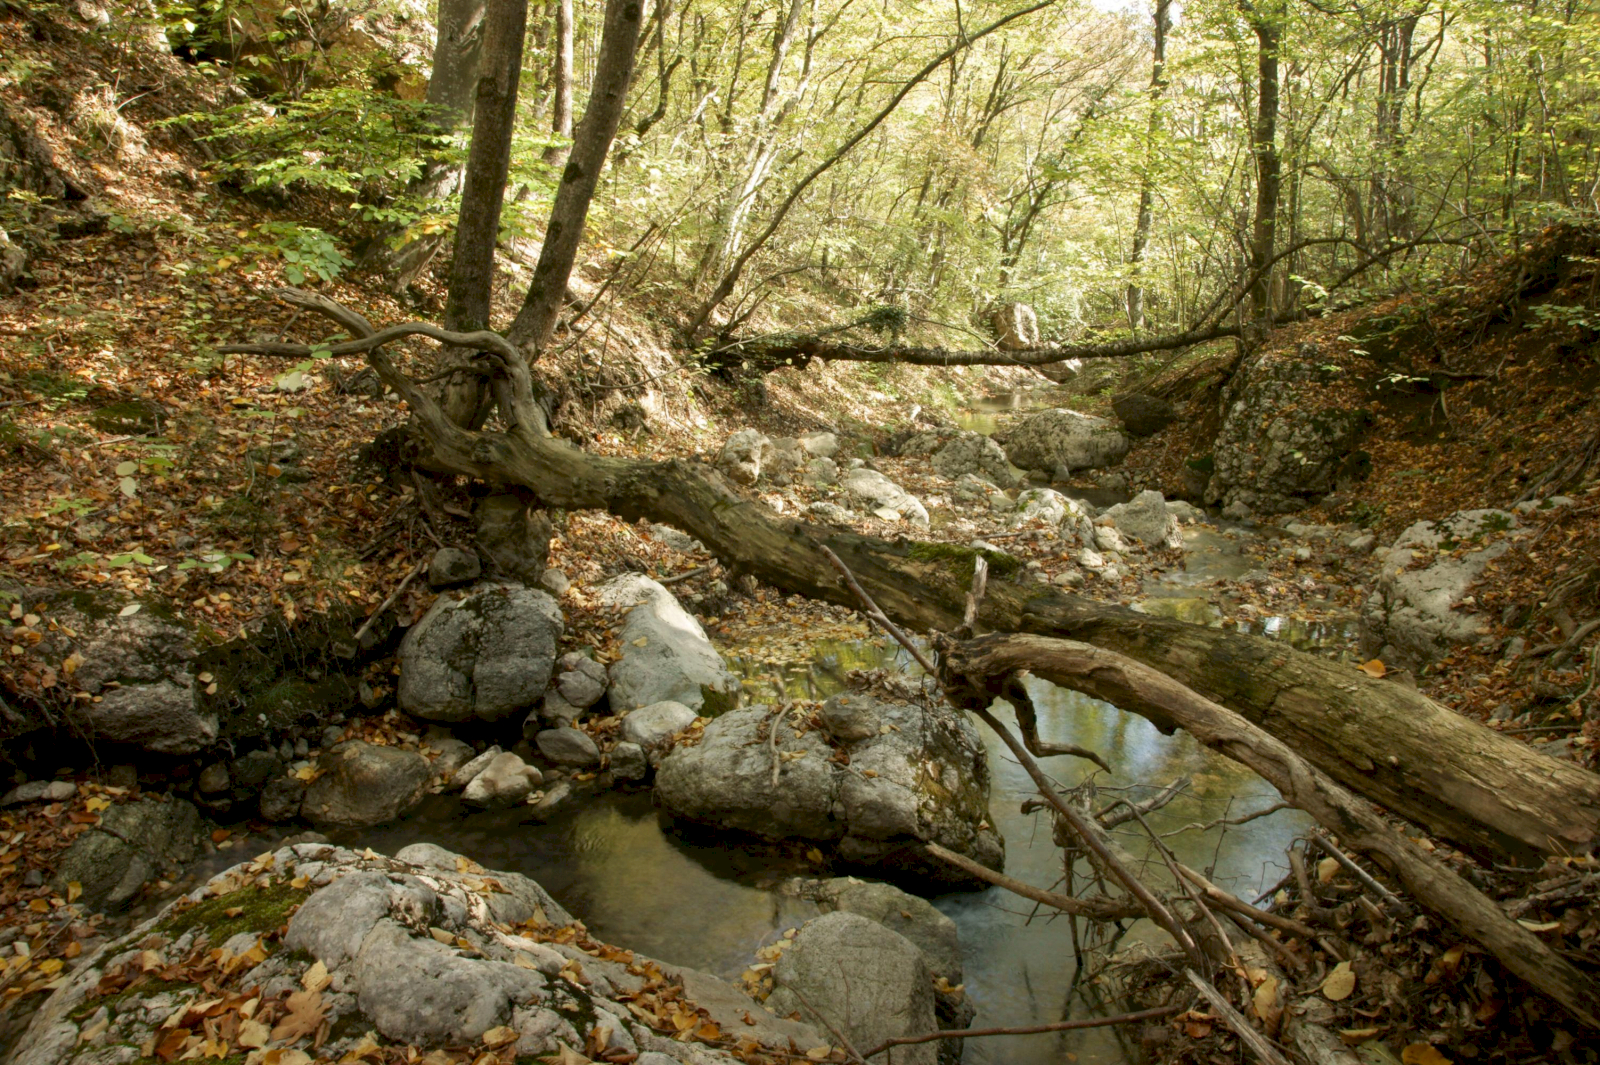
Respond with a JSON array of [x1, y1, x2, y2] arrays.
[[1359, 509, 1519, 672], [656, 691, 1003, 885], [991, 302, 1040, 350], [13, 841, 821, 1065], [841, 468, 931, 526], [1102, 490, 1183, 550], [398, 583, 563, 722], [930, 431, 1015, 486], [999, 408, 1129, 474], [50, 797, 200, 911], [301, 741, 431, 828], [599, 574, 741, 715], [7, 589, 217, 754], [765, 912, 938, 1065], [1112, 392, 1177, 437], [1013, 488, 1097, 546], [1207, 343, 1374, 515], [716, 428, 771, 485]]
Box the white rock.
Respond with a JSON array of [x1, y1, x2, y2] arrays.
[[841, 468, 929, 526]]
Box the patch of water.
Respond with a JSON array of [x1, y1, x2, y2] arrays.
[[951, 388, 1074, 437]]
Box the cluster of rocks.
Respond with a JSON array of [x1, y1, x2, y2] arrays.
[[15, 841, 972, 1065], [715, 428, 841, 488]]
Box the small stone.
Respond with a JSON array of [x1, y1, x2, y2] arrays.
[[1345, 533, 1377, 553], [428, 547, 481, 588], [448, 746, 503, 790], [820, 693, 879, 744], [1221, 500, 1254, 522], [294, 738, 310, 759], [556, 669, 606, 709], [259, 775, 308, 821], [1052, 569, 1085, 587], [321, 725, 345, 748], [1293, 546, 1313, 562], [462, 753, 542, 808], [620, 701, 698, 752], [610, 742, 648, 782], [538, 567, 571, 595], [535, 727, 600, 767], [23, 869, 44, 888], [197, 764, 230, 794], [531, 780, 572, 816], [428, 737, 475, 780]]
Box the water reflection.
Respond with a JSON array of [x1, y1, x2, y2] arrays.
[[351, 636, 1312, 1065]]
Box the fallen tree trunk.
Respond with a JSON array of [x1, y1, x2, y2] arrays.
[[224, 292, 1600, 870], [938, 632, 1600, 1030]]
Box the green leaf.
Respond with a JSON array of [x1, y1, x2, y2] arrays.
[[114, 461, 137, 476]]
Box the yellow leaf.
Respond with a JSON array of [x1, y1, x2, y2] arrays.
[[1358, 659, 1387, 678], [301, 959, 331, 993], [805, 1048, 833, 1060], [482, 1026, 518, 1048], [1340, 1028, 1383, 1045], [28, 898, 49, 913], [1516, 919, 1561, 933], [1317, 857, 1339, 884], [294, 766, 317, 782], [1401, 1045, 1452, 1065], [1252, 974, 1281, 1022], [1321, 961, 1357, 1002], [66, 882, 82, 903], [237, 1018, 271, 1049], [84, 797, 111, 814], [37, 958, 63, 975]]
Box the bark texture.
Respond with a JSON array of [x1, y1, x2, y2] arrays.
[[507, 0, 644, 353]]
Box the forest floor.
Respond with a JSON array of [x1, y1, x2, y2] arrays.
[[2, 7, 1600, 1065]]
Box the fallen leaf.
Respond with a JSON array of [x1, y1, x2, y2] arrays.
[[1358, 659, 1387, 677], [1340, 1028, 1382, 1045], [301, 959, 331, 992], [1516, 919, 1561, 933], [482, 1025, 518, 1048], [1322, 961, 1357, 1001], [118, 603, 141, 617], [67, 881, 82, 903], [1400, 1045, 1452, 1065], [237, 1019, 271, 1049], [269, 989, 328, 1044], [538, 1045, 594, 1065], [1317, 857, 1339, 884]]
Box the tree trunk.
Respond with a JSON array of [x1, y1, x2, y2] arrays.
[[1245, 3, 1281, 318], [1125, 0, 1170, 332], [507, 0, 645, 354], [543, 0, 575, 167], [440, 0, 530, 425]]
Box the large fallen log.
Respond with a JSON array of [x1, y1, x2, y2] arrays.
[[223, 291, 1600, 869], [938, 632, 1600, 1030]]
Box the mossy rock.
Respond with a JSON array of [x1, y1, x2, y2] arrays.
[[159, 879, 311, 944], [88, 399, 165, 436]]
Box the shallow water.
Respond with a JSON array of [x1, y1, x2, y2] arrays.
[[350, 633, 1311, 1065]]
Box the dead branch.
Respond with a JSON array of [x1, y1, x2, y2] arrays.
[[1184, 969, 1292, 1065], [856, 1004, 1185, 1060], [940, 633, 1600, 1030], [923, 841, 1145, 920]]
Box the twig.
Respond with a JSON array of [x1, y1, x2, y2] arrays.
[[1184, 969, 1292, 1065], [1094, 777, 1191, 828], [660, 564, 715, 585], [1309, 835, 1409, 915], [923, 841, 1144, 920], [768, 704, 786, 789], [1176, 864, 1319, 941], [788, 985, 868, 1064], [86, 435, 137, 448], [352, 560, 426, 646], [857, 1004, 1185, 1060]]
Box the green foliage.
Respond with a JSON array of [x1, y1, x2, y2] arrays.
[[248, 221, 352, 284], [167, 86, 454, 208]]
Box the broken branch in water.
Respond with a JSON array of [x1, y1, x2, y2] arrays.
[[923, 841, 1145, 920], [855, 1003, 1185, 1059]]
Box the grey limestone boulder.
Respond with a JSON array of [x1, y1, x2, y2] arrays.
[[1001, 408, 1129, 474], [462, 752, 542, 807], [620, 700, 699, 755], [301, 741, 431, 828], [656, 691, 1002, 885], [50, 797, 200, 911], [798, 431, 840, 458], [1103, 490, 1183, 550], [427, 547, 481, 588], [1112, 392, 1177, 437], [1207, 344, 1373, 515], [599, 574, 740, 715], [14, 839, 820, 1065], [841, 468, 930, 526], [398, 583, 563, 722], [1359, 509, 1519, 672], [716, 428, 770, 486], [535, 726, 600, 767], [991, 302, 1040, 351], [765, 912, 938, 1065], [930, 431, 1015, 486]]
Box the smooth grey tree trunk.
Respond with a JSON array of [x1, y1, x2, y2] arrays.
[[542, 0, 575, 166], [508, 0, 645, 354]]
